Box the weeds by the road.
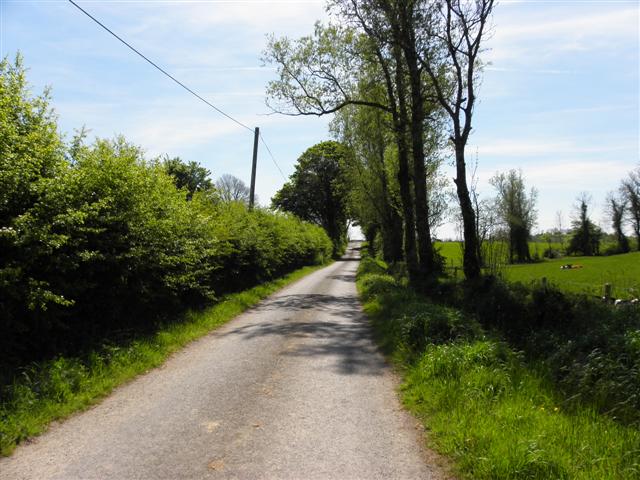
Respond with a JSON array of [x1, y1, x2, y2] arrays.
[[0, 263, 328, 456], [357, 257, 640, 479]]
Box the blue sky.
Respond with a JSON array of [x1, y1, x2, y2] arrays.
[[1, 0, 638, 239]]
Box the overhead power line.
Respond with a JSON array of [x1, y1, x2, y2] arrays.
[[68, 0, 253, 133], [68, 0, 289, 182], [259, 132, 287, 180]]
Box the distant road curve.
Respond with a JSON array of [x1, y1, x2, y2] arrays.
[[1, 242, 447, 480]]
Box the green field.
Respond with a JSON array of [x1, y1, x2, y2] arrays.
[[505, 252, 640, 299], [436, 242, 640, 299]]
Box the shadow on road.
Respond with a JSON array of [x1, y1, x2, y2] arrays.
[[326, 273, 355, 283], [218, 293, 386, 377]]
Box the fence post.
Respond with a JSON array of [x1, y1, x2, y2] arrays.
[[603, 283, 612, 302], [541, 277, 547, 292]]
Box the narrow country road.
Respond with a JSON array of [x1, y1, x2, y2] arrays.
[[0, 244, 445, 480]]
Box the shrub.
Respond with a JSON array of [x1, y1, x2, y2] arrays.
[[400, 305, 480, 354], [0, 57, 333, 372], [449, 277, 640, 424]]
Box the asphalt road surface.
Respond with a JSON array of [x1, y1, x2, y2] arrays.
[[0, 243, 446, 480]]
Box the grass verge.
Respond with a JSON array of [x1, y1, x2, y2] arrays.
[[0, 262, 329, 456], [357, 257, 640, 479]]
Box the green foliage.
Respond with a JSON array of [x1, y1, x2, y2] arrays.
[[403, 340, 640, 480], [437, 274, 640, 425], [490, 169, 537, 263], [621, 167, 640, 251], [272, 140, 351, 256], [607, 192, 631, 254], [0, 54, 65, 224], [162, 155, 214, 200], [0, 56, 332, 372], [357, 255, 640, 479], [400, 305, 480, 354], [567, 195, 602, 256]]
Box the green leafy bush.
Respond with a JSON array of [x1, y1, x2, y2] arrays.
[[0, 55, 332, 372], [400, 306, 480, 353], [445, 276, 640, 424]]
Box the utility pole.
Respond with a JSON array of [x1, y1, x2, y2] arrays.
[[249, 126, 259, 210]]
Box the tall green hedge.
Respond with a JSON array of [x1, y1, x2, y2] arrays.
[[0, 55, 332, 369]]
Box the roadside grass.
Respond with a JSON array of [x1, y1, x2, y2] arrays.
[[436, 242, 640, 299], [0, 262, 329, 456], [357, 257, 640, 479]]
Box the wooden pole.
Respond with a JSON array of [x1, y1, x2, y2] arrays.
[[249, 127, 259, 210]]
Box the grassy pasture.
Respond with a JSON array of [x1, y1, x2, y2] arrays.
[[436, 242, 640, 299], [505, 252, 640, 299]]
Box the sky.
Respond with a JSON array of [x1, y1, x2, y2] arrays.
[[1, 0, 639, 239]]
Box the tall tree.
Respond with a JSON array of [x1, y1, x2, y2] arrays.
[[490, 169, 537, 263], [331, 100, 404, 262], [621, 166, 640, 251], [272, 141, 351, 256], [606, 192, 630, 254], [162, 156, 213, 200], [376, 0, 440, 279], [216, 174, 251, 204], [419, 0, 495, 279], [264, 20, 422, 283], [567, 193, 602, 256]]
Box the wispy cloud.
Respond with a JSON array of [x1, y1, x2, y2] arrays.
[[484, 66, 575, 75], [470, 139, 636, 158], [487, 6, 639, 65]]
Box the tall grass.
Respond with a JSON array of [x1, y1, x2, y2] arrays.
[[357, 257, 640, 479], [0, 263, 327, 456]]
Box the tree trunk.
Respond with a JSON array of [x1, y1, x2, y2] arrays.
[[396, 135, 418, 283], [364, 224, 379, 257], [393, 51, 419, 284], [379, 149, 404, 263], [390, 210, 404, 261], [454, 144, 481, 279], [405, 54, 435, 280]]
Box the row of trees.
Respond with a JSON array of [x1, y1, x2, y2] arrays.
[[0, 55, 332, 366], [264, 0, 495, 285], [468, 167, 640, 264]]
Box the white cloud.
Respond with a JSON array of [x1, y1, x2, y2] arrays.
[[127, 114, 250, 155], [487, 5, 639, 65], [169, 1, 326, 31], [521, 160, 630, 188], [495, 7, 637, 41], [470, 139, 636, 158]]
